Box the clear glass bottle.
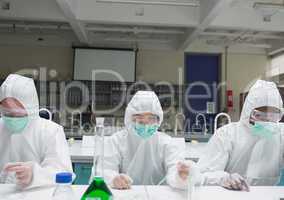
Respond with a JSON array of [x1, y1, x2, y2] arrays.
[[52, 172, 75, 200], [188, 165, 200, 200]]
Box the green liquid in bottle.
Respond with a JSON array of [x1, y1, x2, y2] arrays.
[[81, 177, 113, 200]]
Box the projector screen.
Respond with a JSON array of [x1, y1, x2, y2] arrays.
[[73, 48, 136, 82]]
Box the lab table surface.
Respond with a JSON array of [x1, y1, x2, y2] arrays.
[[0, 184, 147, 200], [69, 140, 95, 163], [69, 138, 208, 163], [1, 184, 284, 200], [146, 186, 284, 200]]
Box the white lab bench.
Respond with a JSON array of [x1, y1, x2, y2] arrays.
[[0, 184, 147, 200], [69, 141, 94, 163], [1, 184, 284, 200]]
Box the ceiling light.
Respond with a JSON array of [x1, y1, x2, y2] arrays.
[[254, 2, 284, 11], [253, 2, 284, 22], [206, 39, 271, 49], [96, 0, 199, 7], [86, 26, 185, 34]]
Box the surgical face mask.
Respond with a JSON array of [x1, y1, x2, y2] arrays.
[[134, 123, 159, 139], [251, 121, 280, 139], [2, 116, 29, 134]]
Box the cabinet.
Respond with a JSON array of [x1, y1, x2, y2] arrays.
[[73, 163, 92, 185]]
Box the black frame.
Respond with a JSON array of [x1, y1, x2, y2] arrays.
[[72, 46, 137, 82]]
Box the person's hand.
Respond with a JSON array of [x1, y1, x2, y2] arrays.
[[4, 162, 33, 187], [221, 173, 250, 192], [112, 174, 133, 190], [177, 161, 190, 181]]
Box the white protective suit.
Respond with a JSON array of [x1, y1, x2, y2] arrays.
[[92, 91, 184, 187], [0, 74, 73, 188], [197, 80, 284, 186]]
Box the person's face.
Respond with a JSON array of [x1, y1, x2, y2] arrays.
[[132, 113, 159, 125], [0, 97, 27, 117], [250, 106, 282, 124]]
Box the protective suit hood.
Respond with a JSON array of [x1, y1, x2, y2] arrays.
[[124, 91, 163, 128], [240, 80, 283, 124], [0, 74, 39, 117]]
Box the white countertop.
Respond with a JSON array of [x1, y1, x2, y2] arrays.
[[0, 184, 147, 200], [69, 138, 208, 163], [69, 141, 94, 163], [1, 184, 284, 200], [146, 186, 284, 200]]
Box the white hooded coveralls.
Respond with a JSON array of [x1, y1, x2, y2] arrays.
[[197, 80, 284, 186], [92, 91, 184, 187], [0, 74, 73, 188]]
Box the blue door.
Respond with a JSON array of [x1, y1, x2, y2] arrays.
[[184, 54, 221, 135]]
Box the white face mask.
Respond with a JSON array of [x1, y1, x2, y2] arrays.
[[250, 121, 280, 139]]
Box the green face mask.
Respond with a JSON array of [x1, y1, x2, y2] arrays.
[[2, 116, 29, 134], [134, 123, 159, 139], [251, 121, 279, 139]]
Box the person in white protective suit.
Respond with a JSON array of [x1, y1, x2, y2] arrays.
[[0, 74, 73, 189], [175, 80, 284, 191], [91, 91, 188, 189]]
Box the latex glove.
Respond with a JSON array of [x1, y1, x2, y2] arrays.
[[112, 174, 133, 190], [4, 162, 33, 188], [177, 161, 191, 181], [220, 173, 250, 192]]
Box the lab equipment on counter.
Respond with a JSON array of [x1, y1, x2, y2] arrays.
[[52, 172, 75, 200], [67, 137, 75, 146], [187, 164, 200, 200], [192, 113, 207, 135], [39, 108, 52, 120], [93, 117, 105, 178], [81, 117, 113, 200], [214, 112, 231, 134], [81, 176, 113, 200], [71, 111, 82, 133], [174, 112, 186, 136]]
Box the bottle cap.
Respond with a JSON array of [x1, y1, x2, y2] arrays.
[[56, 172, 72, 184]]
